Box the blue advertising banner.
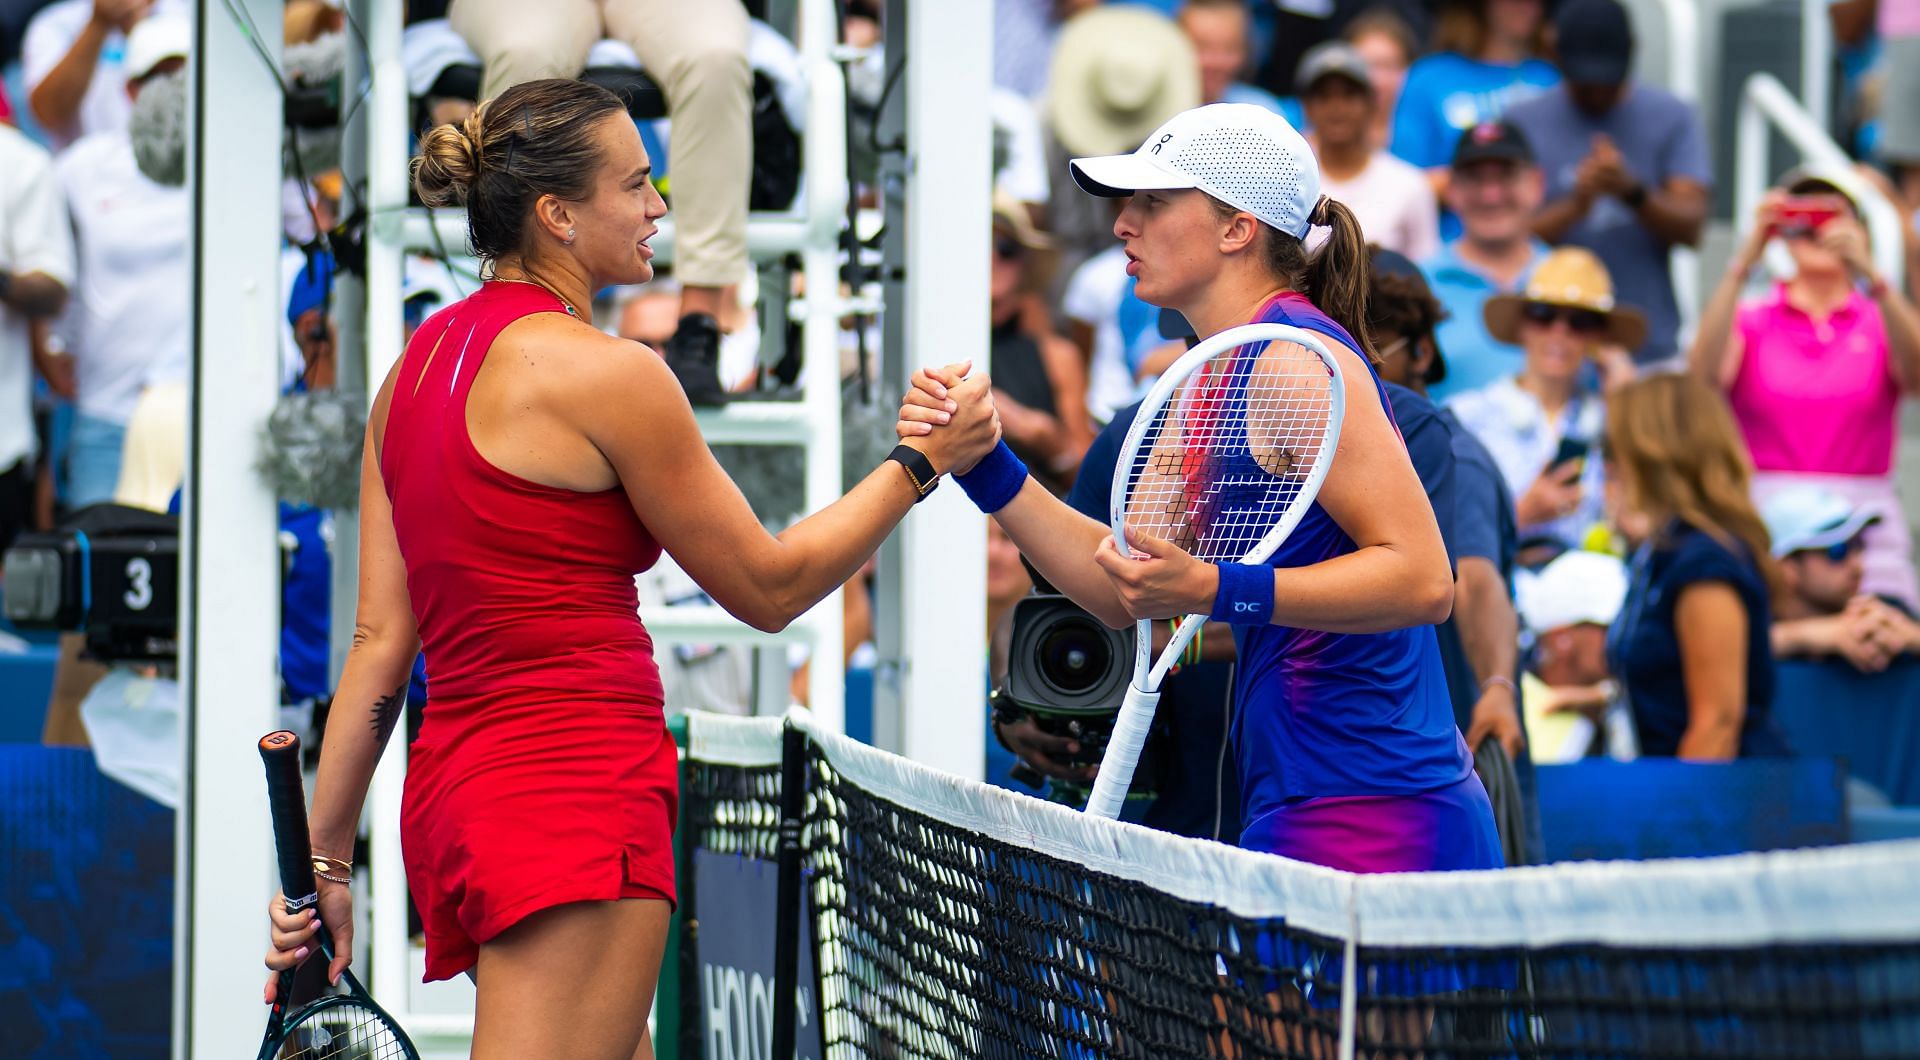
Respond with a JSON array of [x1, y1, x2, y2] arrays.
[[692, 850, 822, 1060]]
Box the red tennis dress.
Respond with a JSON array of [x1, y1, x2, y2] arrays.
[[381, 281, 676, 982]]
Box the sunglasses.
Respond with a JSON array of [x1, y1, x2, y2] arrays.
[[1796, 535, 1867, 564], [993, 234, 1026, 261], [1521, 302, 1607, 334]]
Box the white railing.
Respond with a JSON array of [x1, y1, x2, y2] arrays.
[[1736, 72, 1907, 287], [1649, 0, 1704, 350], [352, 0, 851, 1045]]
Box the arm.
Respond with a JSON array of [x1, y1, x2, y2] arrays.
[[1873, 280, 1920, 394], [297, 367, 423, 986], [1037, 333, 1096, 465], [1532, 188, 1596, 244], [26, 11, 114, 136], [0, 271, 68, 318], [1672, 582, 1749, 760], [1689, 198, 1776, 389], [585, 342, 999, 633], [1457, 556, 1524, 756], [1629, 177, 1710, 248], [1093, 340, 1455, 632]]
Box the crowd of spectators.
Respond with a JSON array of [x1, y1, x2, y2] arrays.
[[2, 0, 1919, 846]]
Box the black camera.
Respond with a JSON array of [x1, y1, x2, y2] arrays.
[[3, 505, 181, 663], [998, 593, 1167, 801]]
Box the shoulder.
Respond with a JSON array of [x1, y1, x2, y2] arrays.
[[1518, 59, 1562, 87], [56, 132, 121, 180], [24, 0, 88, 52], [1403, 52, 1464, 85], [0, 126, 55, 182], [1221, 82, 1287, 114], [1660, 524, 1760, 588]]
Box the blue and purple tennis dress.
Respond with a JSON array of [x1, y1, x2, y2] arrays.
[[1231, 293, 1502, 874]]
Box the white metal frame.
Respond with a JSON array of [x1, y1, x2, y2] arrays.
[[1647, 0, 1705, 351], [352, 0, 853, 1044], [176, 1, 287, 1056], [1736, 72, 1907, 287]]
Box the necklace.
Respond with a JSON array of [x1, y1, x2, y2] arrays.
[[492, 276, 580, 318]]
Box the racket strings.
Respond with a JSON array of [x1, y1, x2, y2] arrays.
[[274, 1003, 410, 1060], [1123, 340, 1335, 564]]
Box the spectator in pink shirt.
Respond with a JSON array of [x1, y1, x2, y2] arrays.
[[1689, 173, 1920, 609]]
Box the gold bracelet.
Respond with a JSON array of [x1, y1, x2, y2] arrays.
[[316, 868, 352, 885], [312, 854, 353, 876]]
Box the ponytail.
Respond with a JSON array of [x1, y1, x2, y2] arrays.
[[1204, 193, 1378, 364], [1300, 197, 1376, 363]]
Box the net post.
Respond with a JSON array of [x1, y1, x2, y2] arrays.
[[772, 721, 808, 1058], [1338, 891, 1358, 1060]]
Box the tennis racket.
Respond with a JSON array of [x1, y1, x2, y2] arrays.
[[258, 730, 419, 1060], [1084, 323, 1346, 819]]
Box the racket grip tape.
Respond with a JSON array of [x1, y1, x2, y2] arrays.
[[258, 731, 320, 913], [1084, 686, 1160, 820]]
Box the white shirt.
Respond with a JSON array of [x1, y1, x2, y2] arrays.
[[1061, 246, 1137, 424], [990, 88, 1049, 206], [56, 131, 191, 424], [1446, 375, 1608, 548], [0, 126, 77, 469], [1319, 151, 1441, 263], [23, 0, 191, 152]]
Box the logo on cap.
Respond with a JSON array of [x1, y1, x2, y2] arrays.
[[1470, 122, 1503, 144]]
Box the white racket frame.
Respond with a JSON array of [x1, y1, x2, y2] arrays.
[[1084, 322, 1347, 820]]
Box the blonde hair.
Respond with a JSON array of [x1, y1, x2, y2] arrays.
[[1606, 375, 1781, 596]]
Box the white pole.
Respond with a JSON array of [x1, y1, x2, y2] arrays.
[[896, 0, 990, 778], [179, 0, 286, 1055]]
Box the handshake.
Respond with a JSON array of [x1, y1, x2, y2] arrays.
[[892, 359, 1005, 477]]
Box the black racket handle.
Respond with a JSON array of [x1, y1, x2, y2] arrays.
[[259, 731, 320, 913]]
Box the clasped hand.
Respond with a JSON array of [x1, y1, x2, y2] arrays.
[[894, 360, 1002, 475]]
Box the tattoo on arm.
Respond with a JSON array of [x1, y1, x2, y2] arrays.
[[369, 683, 406, 747]]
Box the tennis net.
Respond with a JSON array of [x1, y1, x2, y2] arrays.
[[680, 711, 1920, 1059]]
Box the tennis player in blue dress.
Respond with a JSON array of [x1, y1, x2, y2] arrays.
[[898, 103, 1501, 876]]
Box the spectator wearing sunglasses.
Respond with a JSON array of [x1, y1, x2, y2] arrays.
[[1689, 173, 1920, 611], [1764, 486, 1920, 673], [1447, 247, 1639, 557]]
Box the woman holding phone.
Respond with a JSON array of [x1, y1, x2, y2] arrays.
[[1688, 173, 1920, 610], [1447, 246, 1640, 557]]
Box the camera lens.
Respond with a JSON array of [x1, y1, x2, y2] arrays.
[[1037, 616, 1113, 695]]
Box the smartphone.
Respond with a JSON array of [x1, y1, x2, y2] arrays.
[[1773, 195, 1843, 236], [1551, 436, 1591, 473]]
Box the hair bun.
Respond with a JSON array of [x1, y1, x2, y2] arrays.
[[411, 108, 485, 207]]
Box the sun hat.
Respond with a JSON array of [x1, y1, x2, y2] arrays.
[[1067, 102, 1323, 240], [992, 188, 1060, 293], [1046, 6, 1201, 157], [1484, 246, 1648, 350]]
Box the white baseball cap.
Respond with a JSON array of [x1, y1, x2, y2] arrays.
[[1067, 103, 1323, 241], [1761, 486, 1881, 557], [1517, 550, 1629, 634], [125, 13, 191, 83]]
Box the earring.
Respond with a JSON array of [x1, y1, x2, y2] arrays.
[[565, 228, 576, 244]]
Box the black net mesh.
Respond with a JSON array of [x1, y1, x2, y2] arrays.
[[680, 724, 1920, 1059]]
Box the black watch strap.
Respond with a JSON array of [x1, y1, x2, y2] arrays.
[[887, 444, 941, 502], [1621, 183, 1648, 210]]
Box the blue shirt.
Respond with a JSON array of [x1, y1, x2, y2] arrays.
[[1389, 52, 1561, 170], [1504, 84, 1712, 363], [1608, 522, 1792, 759], [1421, 239, 1550, 401], [1221, 81, 1304, 132], [1233, 295, 1473, 824], [1440, 407, 1516, 582], [1065, 400, 1242, 843]]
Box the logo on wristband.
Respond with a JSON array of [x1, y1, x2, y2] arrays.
[[1235, 602, 1259, 613]]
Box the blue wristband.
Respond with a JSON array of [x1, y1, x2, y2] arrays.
[[952, 441, 1028, 514], [1209, 562, 1274, 626]]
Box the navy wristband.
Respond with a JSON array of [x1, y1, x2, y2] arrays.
[[952, 441, 1028, 514], [1209, 562, 1274, 625]]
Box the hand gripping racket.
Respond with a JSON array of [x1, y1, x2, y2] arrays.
[[1083, 323, 1346, 819], [258, 731, 419, 1060]]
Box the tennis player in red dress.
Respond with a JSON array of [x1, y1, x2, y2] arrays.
[[263, 79, 998, 1058]]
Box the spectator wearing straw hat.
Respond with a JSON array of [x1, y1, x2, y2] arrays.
[[1042, 4, 1200, 293], [1301, 42, 1438, 262], [1690, 172, 1920, 612], [1505, 0, 1710, 367], [1515, 549, 1629, 763], [1422, 119, 1551, 400], [1446, 246, 1640, 557], [1764, 485, 1920, 672]]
